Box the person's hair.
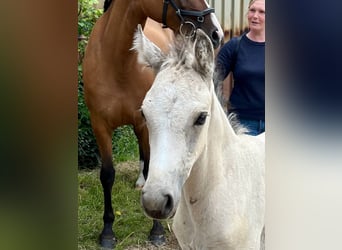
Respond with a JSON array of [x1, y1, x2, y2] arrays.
[[248, 0, 265, 8]]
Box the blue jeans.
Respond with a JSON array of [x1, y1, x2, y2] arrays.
[[239, 118, 265, 136]]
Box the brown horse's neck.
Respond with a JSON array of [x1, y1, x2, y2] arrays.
[[102, 0, 147, 63]]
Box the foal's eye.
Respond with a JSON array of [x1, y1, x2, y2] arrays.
[[194, 112, 208, 126]]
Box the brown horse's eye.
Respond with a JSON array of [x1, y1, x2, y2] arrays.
[[194, 112, 208, 126]]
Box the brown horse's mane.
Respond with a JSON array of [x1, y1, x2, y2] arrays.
[[104, 0, 113, 12]]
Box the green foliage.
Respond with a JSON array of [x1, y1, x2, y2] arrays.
[[78, 0, 103, 61], [78, 83, 100, 168], [78, 0, 102, 168], [78, 0, 103, 37], [78, 0, 139, 168], [113, 126, 139, 163]]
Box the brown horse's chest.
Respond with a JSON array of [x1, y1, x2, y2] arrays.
[[85, 60, 154, 124]]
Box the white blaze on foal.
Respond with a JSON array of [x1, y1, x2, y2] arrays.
[[133, 25, 265, 250]]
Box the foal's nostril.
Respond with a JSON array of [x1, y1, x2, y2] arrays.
[[163, 194, 174, 215]]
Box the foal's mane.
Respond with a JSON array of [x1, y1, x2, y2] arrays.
[[104, 0, 114, 12]]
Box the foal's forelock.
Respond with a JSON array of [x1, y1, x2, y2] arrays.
[[133, 25, 214, 81], [161, 34, 213, 79], [163, 36, 195, 69]]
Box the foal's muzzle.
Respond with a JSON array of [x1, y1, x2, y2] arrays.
[[141, 190, 175, 220]]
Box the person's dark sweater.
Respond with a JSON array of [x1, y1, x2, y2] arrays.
[[216, 34, 265, 120]]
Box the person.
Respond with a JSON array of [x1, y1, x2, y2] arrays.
[[215, 0, 265, 136]]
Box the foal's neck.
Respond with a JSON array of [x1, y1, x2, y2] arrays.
[[184, 89, 236, 195]]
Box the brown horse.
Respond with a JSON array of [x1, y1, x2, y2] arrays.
[[82, 0, 223, 248]]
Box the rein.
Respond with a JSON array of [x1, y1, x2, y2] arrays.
[[162, 0, 215, 36]]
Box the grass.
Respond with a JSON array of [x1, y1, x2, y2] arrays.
[[78, 161, 177, 250], [112, 126, 140, 163]]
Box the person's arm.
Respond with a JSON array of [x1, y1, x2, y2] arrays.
[[215, 41, 235, 110], [222, 72, 233, 103]]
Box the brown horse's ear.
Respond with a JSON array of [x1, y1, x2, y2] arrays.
[[132, 24, 165, 72], [192, 29, 214, 79]]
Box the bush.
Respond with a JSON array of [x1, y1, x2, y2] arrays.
[[78, 0, 139, 168], [78, 0, 102, 168], [78, 0, 103, 38], [78, 82, 100, 168]]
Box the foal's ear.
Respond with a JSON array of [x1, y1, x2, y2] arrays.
[[192, 29, 214, 79], [132, 24, 165, 72]]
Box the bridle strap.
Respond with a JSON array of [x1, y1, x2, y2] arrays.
[[179, 8, 215, 18], [162, 0, 171, 28], [162, 0, 215, 29]]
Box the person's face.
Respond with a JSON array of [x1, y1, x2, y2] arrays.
[[248, 0, 265, 33]]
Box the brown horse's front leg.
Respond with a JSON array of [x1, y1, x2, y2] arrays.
[[99, 158, 116, 248], [92, 121, 116, 248], [135, 146, 146, 189]]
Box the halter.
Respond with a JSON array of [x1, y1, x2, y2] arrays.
[[162, 0, 215, 36]]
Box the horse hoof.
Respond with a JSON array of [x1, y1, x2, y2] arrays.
[[135, 178, 145, 190], [99, 236, 116, 249], [135, 183, 144, 190], [149, 234, 166, 246]]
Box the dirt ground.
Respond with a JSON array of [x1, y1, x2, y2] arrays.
[[125, 233, 180, 250]]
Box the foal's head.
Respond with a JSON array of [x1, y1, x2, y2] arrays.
[[133, 25, 214, 219]]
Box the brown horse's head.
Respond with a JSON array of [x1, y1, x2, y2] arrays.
[[141, 0, 224, 49]]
